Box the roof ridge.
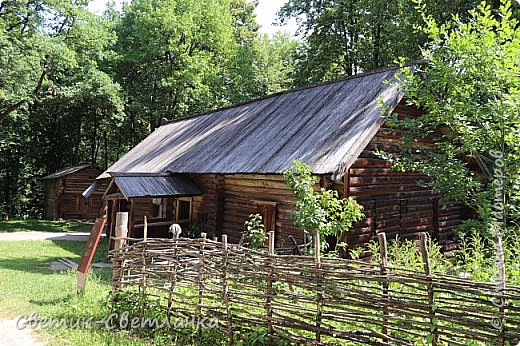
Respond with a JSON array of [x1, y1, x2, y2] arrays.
[[161, 64, 403, 127], [42, 164, 95, 180]]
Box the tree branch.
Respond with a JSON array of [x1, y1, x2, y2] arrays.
[[0, 100, 26, 121], [0, 59, 47, 122]]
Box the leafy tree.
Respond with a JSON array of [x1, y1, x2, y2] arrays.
[[278, 0, 511, 85], [391, 1, 520, 236], [0, 0, 300, 218], [0, 0, 123, 216], [253, 32, 298, 95], [283, 160, 364, 255], [112, 0, 243, 139]]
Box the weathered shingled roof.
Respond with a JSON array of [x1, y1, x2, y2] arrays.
[[113, 175, 202, 199], [43, 164, 94, 180], [100, 66, 402, 181]]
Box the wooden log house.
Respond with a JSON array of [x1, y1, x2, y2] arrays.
[[87, 66, 472, 251], [43, 164, 106, 220]]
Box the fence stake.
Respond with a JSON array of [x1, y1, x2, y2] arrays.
[[112, 212, 128, 291], [495, 234, 506, 346], [196, 233, 207, 341], [139, 238, 147, 335], [420, 233, 439, 345], [315, 232, 322, 342], [167, 232, 179, 324], [221, 235, 234, 345], [267, 231, 275, 345], [143, 216, 148, 240], [198, 233, 207, 317], [377, 232, 389, 341]]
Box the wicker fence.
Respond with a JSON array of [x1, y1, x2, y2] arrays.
[[110, 234, 520, 345]]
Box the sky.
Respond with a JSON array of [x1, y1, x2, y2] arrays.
[[87, 0, 298, 37]]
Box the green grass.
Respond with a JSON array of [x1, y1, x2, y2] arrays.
[[0, 239, 108, 318], [0, 238, 154, 345], [0, 219, 92, 233]]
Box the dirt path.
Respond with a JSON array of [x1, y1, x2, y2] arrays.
[[0, 319, 44, 346], [0, 232, 91, 241]]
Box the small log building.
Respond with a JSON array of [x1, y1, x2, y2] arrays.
[[88, 66, 471, 251], [43, 165, 106, 220]]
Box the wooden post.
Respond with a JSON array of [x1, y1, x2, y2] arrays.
[[139, 235, 148, 327], [222, 235, 234, 345], [378, 232, 389, 341], [77, 217, 106, 293], [420, 233, 439, 345], [343, 169, 350, 198], [314, 232, 321, 264], [315, 232, 322, 342], [129, 199, 135, 237], [495, 234, 506, 346], [112, 212, 128, 290], [268, 231, 275, 254], [196, 233, 207, 341], [266, 231, 275, 345], [198, 233, 207, 317], [109, 199, 117, 250], [167, 230, 178, 324], [143, 216, 148, 240]]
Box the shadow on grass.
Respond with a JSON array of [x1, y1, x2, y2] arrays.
[[0, 240, 110, 275], [0, 254, 113, 284], [0, 219, 92, 233], [0, 256, 78, 275], [29, 294, 76, 307]]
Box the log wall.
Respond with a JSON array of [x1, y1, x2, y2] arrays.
[[218, 174, 304, 247], [341, 103, 461, 249], [43, 166, 106, 220], [43, 179, 60, 219]]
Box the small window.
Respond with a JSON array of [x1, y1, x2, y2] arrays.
[[175, 198, 192, 222]]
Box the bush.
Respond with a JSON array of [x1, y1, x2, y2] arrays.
[[243, 213, 268, 250]]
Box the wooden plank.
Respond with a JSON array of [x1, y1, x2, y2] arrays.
[[343, 169, 350, 198], [77, 217, 106, 292]]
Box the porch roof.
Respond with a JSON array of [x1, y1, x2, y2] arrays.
[[107, 174, 202, 199]]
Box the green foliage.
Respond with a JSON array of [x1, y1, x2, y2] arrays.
[[0, 0, 297, 218], [278, 0, 506, 85], [243, 213, 267, 249], [252, 32, 298, 95], [391, 1, 520, 234], [112, 0, 237, 128], [362, 229, 520, 286], [283, 160, 364, 253], [0, 0, 124, 216], [455, 228, 520, 285]]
